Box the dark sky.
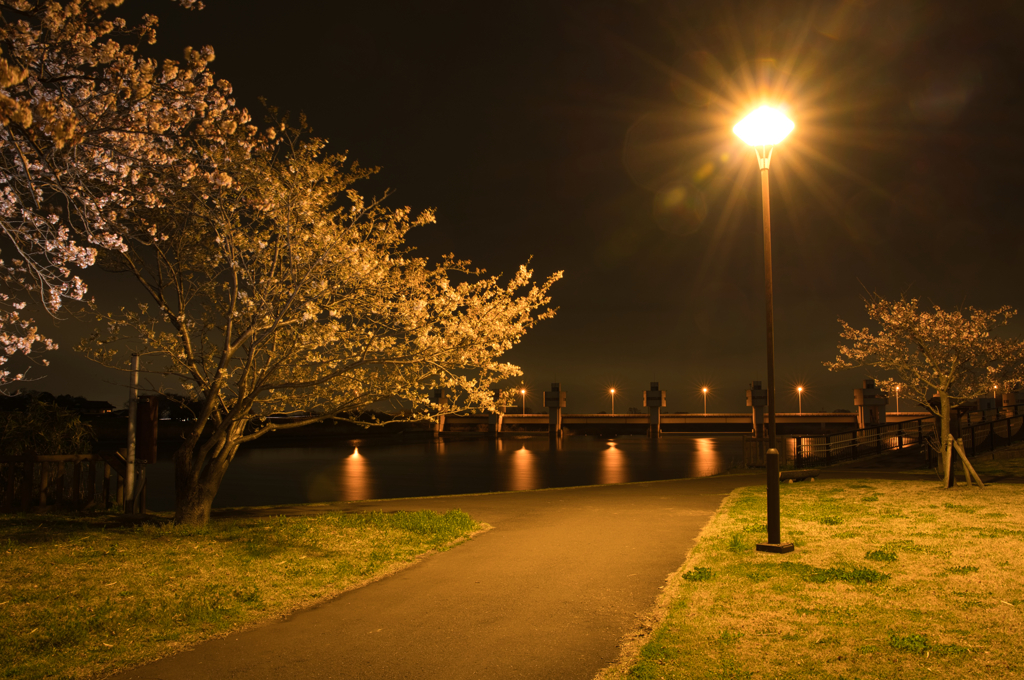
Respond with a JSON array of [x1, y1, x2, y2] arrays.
[[27, 0, 1024, 414]]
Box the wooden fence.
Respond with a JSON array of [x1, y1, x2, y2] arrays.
[[0, 449, 148, 514]]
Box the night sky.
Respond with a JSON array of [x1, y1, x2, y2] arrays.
[[26, 0, 1024, 414]]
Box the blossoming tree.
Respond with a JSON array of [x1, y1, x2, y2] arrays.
[[0, 0, 248, 382], [826, 294, 1024, 486], [82, 125, 562, 525]]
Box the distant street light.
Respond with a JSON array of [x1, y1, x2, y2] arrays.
[[797, 386, 803, 415], [520, 388, 526, 415], [610, 388, 616, 415], [702, 386, 709, 415], [895, 385, 899, 414], [734, 105, 795, 554]]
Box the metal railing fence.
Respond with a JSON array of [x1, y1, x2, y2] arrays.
[[744, 416, 936, 469], [961, 412, 1024, 457]]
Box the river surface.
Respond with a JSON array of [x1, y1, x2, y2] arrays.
[[141, 434, 745, 511]]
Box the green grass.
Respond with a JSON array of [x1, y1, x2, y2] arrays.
[[0, 509, 481, 680], [599, 480, 1024, 680]]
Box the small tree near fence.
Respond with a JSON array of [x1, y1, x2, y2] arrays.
[[825, 294, 1024, 487]]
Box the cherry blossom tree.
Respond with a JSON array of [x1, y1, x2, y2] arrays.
[[81, 123, 562, 525], [0, 0, 249, 382], [826, 294, 1024, 486]]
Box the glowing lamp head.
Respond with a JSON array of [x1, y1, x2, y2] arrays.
[[797, 386, 803, 393], [733, 106, 794, 146], [702, 387, 708, 393], [610, 388, 615, 394], [520, 388, 526, 395]]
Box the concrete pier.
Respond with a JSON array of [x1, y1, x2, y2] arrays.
[[854, 379, 888, 429], [642, 382, 666, 438], [746, 380, 767, 437], [544, 383, 566, 437]]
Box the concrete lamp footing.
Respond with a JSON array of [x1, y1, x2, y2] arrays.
[[756, 542, 795, 554]]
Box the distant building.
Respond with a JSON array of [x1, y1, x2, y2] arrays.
[[81, 401, 116, 415]]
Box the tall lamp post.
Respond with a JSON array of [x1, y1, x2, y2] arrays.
[[734, 105, 795, 554], [797, 386, 803, 415], [702, 387, 709, 415], [610, 388, 616, 415], [520, 388, 527, 415], [895, 385, 899, 414]]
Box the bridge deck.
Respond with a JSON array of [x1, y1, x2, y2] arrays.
[[443, 412, 932, 433]]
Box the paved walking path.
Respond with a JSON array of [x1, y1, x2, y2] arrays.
[[107, 468, 949, 680]]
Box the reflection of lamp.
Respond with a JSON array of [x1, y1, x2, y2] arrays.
[[610, 388, 616, 415], [797, 386, 803, 415], [734, 105, 794, 554], [601, 442, 626, 485], [511, 446, 536, 491], [342, 448, 371, 501]]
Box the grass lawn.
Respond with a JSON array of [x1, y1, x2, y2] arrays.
[[0, 508, 482, 680], [600, 479, 1024, 680], [971, 442, 1024, 478]]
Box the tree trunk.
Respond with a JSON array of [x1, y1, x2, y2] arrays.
[[173, 429, 241, 526], [175, 480, 218, 526], [939, 392, 954, 487]]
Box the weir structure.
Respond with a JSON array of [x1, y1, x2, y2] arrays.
[[441, 379, 935, 438]]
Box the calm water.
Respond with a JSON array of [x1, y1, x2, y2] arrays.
[[141, 434, 744, 511]]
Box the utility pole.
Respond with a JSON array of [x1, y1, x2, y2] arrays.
[[125, 353, 139, 512]]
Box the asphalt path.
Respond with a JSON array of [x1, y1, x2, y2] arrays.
[[106, 468, 943, 680]]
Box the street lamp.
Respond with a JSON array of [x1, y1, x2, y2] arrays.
[[895, 385, 899, 414], [520, 388, 526, 415], [702, 386, 709, 415], [610, 388, 616, 415], [796, 386, 803, 415], [734, 105, 794, 554]]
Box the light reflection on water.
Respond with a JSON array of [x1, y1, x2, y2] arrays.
[[693, 438, 718, 477], [600, 441, 627, 485], [342, 449, 372, 501], [510, 446, 536, 491], [142, 434, 744, 510]]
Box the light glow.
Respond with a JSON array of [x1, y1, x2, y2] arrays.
[[733, 106, 794, 146]]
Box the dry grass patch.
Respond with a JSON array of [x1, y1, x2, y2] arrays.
[[601, 480, 1024, 680], [0, 509, 481, 680]]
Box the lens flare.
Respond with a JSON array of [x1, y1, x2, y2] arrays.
[[733, 106, 795, 146]]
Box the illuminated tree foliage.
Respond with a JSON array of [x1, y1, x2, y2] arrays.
[[82, 123, 562, 525], [826, 294, 1024, 486], [0, 0, 249, 382]]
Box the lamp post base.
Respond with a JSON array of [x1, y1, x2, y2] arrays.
[[756, 542, 795, 554]]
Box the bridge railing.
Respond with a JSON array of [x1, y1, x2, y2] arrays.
[[961, 411, 1024, 457], [744, 416, 937, 469]]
